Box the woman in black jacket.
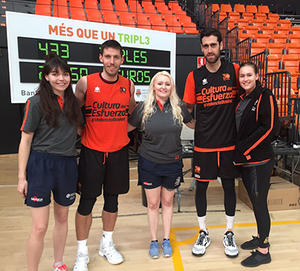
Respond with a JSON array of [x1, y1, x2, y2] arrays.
[[234, 62, 279, 267]]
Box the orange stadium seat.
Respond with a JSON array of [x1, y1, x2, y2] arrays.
[[100, 0, 114, 12], [36, 0, 51, 4], [267, 54, 281, 72], [114, 0, 128, 12], [287, 48, 300, 55], [168, 26, 184, 34], [155, 1, 170, 14], [142, 1, 157, 15], [212, 4, 219, 13], [69, 0, 82, 8], [168, 1, 185, 15], [119, 13, 135, 27], [86, 9, 103, 23], [102, 11, 119, 25], [220, 4, 232, 13], [234, 4, 245, 13], [128, 0, 143, 14], [245, 5, 257, 13], [136, 15, 151, 29], [35, 4, 51, 16], [281, 54, 300, 73], [228, 11, 240, 21], [268, 47, 284, 56], [53, 0, 69, 18], [290, 26, 300, 35], [70, 7, 86, 21], [85, 0, 102, 22], [183, 27, 199, 35], [258, 5, 270, 14]]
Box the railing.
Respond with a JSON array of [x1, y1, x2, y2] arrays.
[[250, 49, 268, 83], [265, 71, 292, 117], [218, 16, 228, 48], [211, 10, 219, 29], [194, 0, 208, 28], [236, 37, 251, 64], [227, 26, 238, 62]]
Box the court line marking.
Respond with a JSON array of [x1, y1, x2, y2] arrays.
[[170, 220, 300, 271]]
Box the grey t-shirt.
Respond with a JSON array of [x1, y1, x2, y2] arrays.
[[21, 95, 78, 157], [128, 100, 192, 163]]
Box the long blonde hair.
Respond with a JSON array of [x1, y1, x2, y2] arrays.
[[142, 71, 183, 128]]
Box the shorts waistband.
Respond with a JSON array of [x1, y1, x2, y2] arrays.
[[30, 150, 77, 160]]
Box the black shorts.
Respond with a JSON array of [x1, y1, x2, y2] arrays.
[[26, 151, 77, 207], [193, 150, 236, 181], [78, 145, 129, 198], [138, 155, 183, 190]]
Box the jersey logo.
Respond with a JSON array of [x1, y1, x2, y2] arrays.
[[120, 87, 126, 93], [194, 165, 201, 174], [222, 73, 230, 81], [202, 78, 208, 85], [94, 86, 100, 93]]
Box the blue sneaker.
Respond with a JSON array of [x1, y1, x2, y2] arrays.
[[149, 241, 159, 259], [162, 239, 172, 257]]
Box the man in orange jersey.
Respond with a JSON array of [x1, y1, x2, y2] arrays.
[[73, 40, 135, 271], [183, 28, 239, 258]]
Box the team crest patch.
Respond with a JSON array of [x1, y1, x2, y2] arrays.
[[194, 165, 201, 174], [202, 78, 208, 85], [94, 86, 100, 92], [120, 87, 126, 93], [222, 73, 230, 81]]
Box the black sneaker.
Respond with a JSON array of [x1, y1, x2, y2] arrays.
[[241, 250, 271, 267], [241, 236, 259, 250]]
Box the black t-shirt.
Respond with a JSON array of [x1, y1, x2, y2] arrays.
[[183, 60, 239, 150]]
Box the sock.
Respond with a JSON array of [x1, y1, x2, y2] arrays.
[[225, 215, 234, 232], [77, 239, 88, 255], [197, 216, 207, 232], [54, 261, 63, 268], [102, 231, 113, 245]]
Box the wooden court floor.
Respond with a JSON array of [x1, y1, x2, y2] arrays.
[[1, 154, 300, 271]]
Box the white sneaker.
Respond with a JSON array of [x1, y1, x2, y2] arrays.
[[99, 239, 124, 265], [73, 249, 89, 271], [192, 230, 211, 256], [223, 231, 239, 257]]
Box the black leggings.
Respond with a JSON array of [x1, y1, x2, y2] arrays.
[[240, 159, 274, 248], [195, 178, 236, 217]]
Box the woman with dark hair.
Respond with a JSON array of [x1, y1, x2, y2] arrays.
[[17, 54, 82, 271], [234, 62, 279, 267]]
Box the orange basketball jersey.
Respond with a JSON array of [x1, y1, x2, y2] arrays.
[[81, 73, 131, 152]]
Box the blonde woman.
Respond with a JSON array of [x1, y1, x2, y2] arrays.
[[128, 71, 195, 258]]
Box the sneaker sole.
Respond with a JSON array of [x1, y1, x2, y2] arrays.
[[192, 251, 205, 257], [150, 255, 160, 259], [163, 254, 172, 258], [98, 251, 124, 265], [192, 240, 211, 257], [241, 258, 271, 267], [225, 252, 239, 258]]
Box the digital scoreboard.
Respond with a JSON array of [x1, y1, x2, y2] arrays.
[[6, 12, 176, 103]]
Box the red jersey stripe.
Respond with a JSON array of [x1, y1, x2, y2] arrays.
[[20, 100, 31, 131]]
